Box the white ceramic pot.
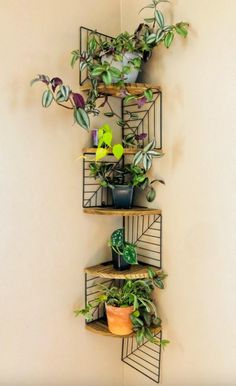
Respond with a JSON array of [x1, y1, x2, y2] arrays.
[[101, 52, 141, 83]]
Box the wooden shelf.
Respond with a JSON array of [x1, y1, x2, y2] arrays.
[[86, 318, 161, 338], [83, 147, 163, 155], [85, 262, 161, 279], [80, 83, 161, 97], [83, 207, 161, 216]]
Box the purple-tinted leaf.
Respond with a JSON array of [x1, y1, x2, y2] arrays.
[[72, 93, 85, 108], [119, 89, 128, 98], [135, 133, 147, 141], [137, 96, 147, 108], [51, 77, 63, 92]]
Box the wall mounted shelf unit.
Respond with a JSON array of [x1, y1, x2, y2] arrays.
[[79, 26, 164, 384]]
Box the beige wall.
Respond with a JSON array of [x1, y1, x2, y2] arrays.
[[122, 0, 236, 385], [0, 1, 122, 385]]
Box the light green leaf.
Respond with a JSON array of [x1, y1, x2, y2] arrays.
[[155, 10, 165, 28], [146, 187, 156, 202], [91, 66, 104, 76], [96, 147, 108, 161], [144, 88, 153, 102], [74, 108, 90, 130], [175, 25, 188, 38], [60, 85, 70, 101], [102, 132, 112, 146], [164, 31, 174, 48], [113, 144, 124, 160], [144, 17, 155, 23], [123, 244, 137, 264], [109, 66, 121, 78], [124, 95, 136, 104], [146, 33, 157, 45], [42, 90, 53, 108], [102, 71, 112, 85]]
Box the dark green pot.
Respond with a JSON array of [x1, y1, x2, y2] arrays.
[[111, 185, 134, 209]]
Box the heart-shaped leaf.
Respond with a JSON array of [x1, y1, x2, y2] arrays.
[[95, 147, 108, 161], [113, 144, 124, 160]]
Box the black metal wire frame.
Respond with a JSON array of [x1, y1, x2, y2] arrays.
[[124, 214, 162, 269], [84, 272, 113, 323], [79, 26, 114, 86], [122, 91, 162, 150], [121, 330, 162, 384], [82, 153, 125, 208]]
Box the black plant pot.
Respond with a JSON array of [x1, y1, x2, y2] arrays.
[[111, 185, 134, 209], [112, 249, 130, 271]]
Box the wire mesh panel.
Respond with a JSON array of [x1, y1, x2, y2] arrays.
[[122, 92, 162, 150], [124, 214, 162, 269], [85, 273, 113, 323], [79, 26, 114, 86], [122, 330, 162, 383], [82, 153, 124, 208]]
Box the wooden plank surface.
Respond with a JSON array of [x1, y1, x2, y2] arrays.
[[83, 147, 163, 155], [80, 83, 161, 97], [85, 262, 161, 279], [86, 319, 161, 338], [83, 207, 161, 216]]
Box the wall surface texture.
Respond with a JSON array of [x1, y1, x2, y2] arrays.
[[121, 0, 236, 385], [0, 1, 122, 386], [1, 1, 236, 386]]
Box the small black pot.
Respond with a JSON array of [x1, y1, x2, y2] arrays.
[[111, 185, 134, 209], [112, 249, 130, 271]]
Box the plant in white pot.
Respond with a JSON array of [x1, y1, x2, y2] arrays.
[[32, 0, 189, 130]]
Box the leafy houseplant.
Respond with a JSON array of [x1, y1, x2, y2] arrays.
[[74, 267, 169, 346], [32, 0, 189, 130], [108, 228, 137, 271], [89, 139, 164, 208]]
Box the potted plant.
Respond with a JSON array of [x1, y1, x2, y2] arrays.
[[32, 0, 189, 130], [108, 228, 137, 271], [89, 139, 164, 208], [74, 267, 169, 346]]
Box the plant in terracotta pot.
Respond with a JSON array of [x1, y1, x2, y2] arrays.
[[89, 139, 164, 208], [75, 267, 169, 346], [108, 228, 137, 271], [32, 0, 189, 130]]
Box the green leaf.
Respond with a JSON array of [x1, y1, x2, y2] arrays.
[[160, 339, 170, 348], [60, 85, 70, 101], [109, 66, 121, 78], [104, 112, 114, 117], [133, 151, 143, 165], [102, 71, 112, 85], [91, 66, 104, 77], [113, 144, 124, 160], [146, 187, 156, 202], [154, 277, 164, 289], [164, 31, 174, 48], [144, 18, 155, 23], [123, 244, 137, 264], [147, 266, 156, 279], [146, 33, 157, 45], [96, 147, 108, 161], [144, 88, 153, 102], [139, 3, 155, 13], [74, 108, 90, 130], [175, 25, 188, 38], [124, 95, 136, 104], [42, 90, 53, 108], [144, 139, 155, 152], [155, 10, 165, 28], [102, 132, 112, 146]]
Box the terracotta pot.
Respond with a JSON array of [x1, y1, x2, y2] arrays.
[[105, 304, 134, 335]]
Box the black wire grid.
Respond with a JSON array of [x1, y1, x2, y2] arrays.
[[80, 26, 163, 384]]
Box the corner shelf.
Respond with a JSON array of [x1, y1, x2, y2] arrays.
[[83, 207, 161, 216], [85, 261, 162, 279], [80, 82, 161, 97], [86, 318, 161, 338], [80, 26, 164, 385], [83, 147, 164, 155]]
